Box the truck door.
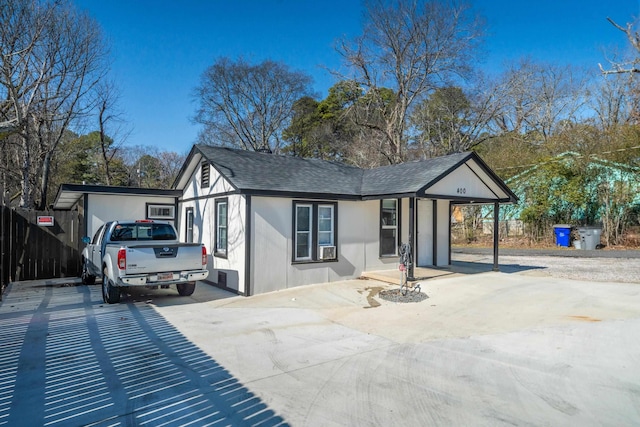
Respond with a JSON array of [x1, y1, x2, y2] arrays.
[[90, 225, 105, 274]]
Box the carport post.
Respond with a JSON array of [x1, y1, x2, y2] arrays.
[[493, 202, 499, 271], [407, 197, 415, 281]]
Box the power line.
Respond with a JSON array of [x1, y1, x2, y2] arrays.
[[495, 145, 640, 171]]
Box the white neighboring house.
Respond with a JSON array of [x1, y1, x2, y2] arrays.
[[172, 145, 517, 296], [53, 184, 181, 240]]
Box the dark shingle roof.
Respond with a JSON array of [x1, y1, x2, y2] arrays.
[[196, 145, 363, 197], [193, 144, 514, 201], [361, 152, 471, 196]]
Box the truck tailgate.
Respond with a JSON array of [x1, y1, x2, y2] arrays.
[[122, 243, 204, 274]]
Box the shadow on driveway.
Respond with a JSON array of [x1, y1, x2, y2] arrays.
[[0, 283, 288, 426]]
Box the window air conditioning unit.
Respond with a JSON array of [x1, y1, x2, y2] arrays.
[[318, 245, 336, 260]]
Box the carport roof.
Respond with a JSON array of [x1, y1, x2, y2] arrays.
[[53, 184, 181, 210], [177, 145, 517, 202]]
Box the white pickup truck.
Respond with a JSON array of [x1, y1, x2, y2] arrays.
[[81, 220, 209, 304]]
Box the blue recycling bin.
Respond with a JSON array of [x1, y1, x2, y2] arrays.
[[553, 225, 571, 247]]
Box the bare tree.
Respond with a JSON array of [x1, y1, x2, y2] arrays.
[[194, 57, 314, 153], [93, 79, 131, 185], [0, 0, 108, 208], [599, 17, 640, 75], [486, 59, 588, 142], [336, 0, 484, 164]]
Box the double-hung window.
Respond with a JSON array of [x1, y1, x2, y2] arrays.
[[380, 199, 400, 256], [215, 198, 228, 257], [293, 201, 337, 262]]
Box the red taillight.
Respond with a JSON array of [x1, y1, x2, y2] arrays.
[[117, 248, 126, 270], [202, 246, 207, 266]]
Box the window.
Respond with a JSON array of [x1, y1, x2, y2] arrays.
[[295, 204, 312, 260], [380, 199, 400, 256], [215, 198, 228, 257], [185, 207, 194, 243], [147, 204, 175, 220], [293, 201, 337, 262], [201, 162, 210, 188], [110, 223, 177, 241], [318, 205, 334, 246]]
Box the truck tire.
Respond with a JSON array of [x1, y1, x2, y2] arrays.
[[177, 282, 196, 296], [81, 258, 96, 285], [102, 267, 121, 304]]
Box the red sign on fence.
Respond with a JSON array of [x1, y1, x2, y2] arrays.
[[37, 216, 54, 227]]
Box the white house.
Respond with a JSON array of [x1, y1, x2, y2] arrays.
[[53, 184, 182, 241], [172, 145, 517, 296]]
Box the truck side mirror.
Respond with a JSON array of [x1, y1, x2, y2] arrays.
[[82, 236, 91, 244]]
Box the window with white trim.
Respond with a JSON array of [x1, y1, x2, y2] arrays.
[[215, 198, 228, 257], [295, 204, 312, 260], [185, 207, 194, 243], [147, 204, 175, 220], [293, 201, 337, 262], [380, 199, 399, 256]]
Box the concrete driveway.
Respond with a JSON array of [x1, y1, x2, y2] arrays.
[[2, 255, 640, 426]]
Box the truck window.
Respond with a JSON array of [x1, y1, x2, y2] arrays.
[[151, 224, 177, 240], [109, 223, 177, 241]]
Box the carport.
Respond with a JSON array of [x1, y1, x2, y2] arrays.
[[362, 151, 518, 279]]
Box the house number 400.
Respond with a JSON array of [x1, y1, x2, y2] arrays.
[[456, 187, 466, 194]]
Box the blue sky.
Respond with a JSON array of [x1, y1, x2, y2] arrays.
[[73, 0, 640, 154]]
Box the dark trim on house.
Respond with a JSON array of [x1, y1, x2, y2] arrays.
[[427, 194, 513, 203], [243, 189, 361, 201], [493, 201, 499, 272], [59, 183, 181, 197], [362, 192, 417, 201], [432, 199, 437, 267], [244, 195, 252, 296], [83, 193, 89, 237], [379, 198, 402, 258], [448, 202, 452, 265], [179, 190, 240, 204], [407, 197, 415, 280], [214, 197, 228, 258]]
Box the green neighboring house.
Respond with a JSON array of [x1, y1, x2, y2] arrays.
[[483, 151, 640, 232]]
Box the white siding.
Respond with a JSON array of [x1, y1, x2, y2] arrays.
[[250, 197, 400, 294], [178, 158, 246, 294], [86, 194, 176, 239], [428, 161, 500, 199]]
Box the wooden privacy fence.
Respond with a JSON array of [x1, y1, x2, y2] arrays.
[[1, 207, 83, 294]]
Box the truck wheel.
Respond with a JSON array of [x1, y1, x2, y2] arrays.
[[177, 282, 196, 296], [81, 259, 96, 285], [102, 268, 120, 304]]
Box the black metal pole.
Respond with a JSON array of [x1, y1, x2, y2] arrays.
[[493, 202, 500, 271], [408, 197, 415, 281]]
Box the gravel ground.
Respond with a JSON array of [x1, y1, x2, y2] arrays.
[[464, 253, 640, 283], [378, 287, 429, 303]]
